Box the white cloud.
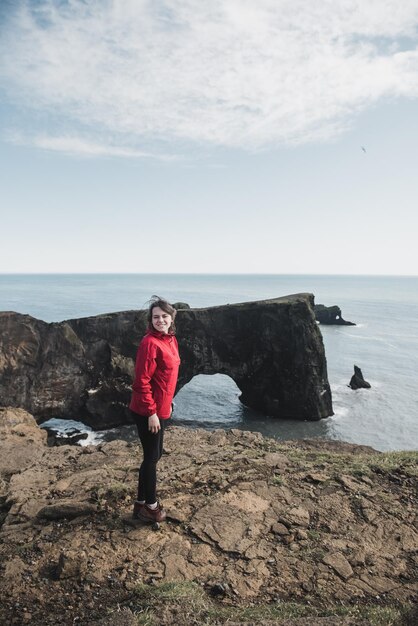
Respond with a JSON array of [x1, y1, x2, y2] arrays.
[[1, 0, 418, 157], [8, 131, 179, 160]]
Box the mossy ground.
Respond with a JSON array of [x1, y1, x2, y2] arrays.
[[108, 580, 412, 626]]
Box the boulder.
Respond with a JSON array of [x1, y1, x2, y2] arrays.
[[36, 501, 97, 520], [0, 407, 47, 476], [323, 552, 354, 580], [44, 428, 89, 446]]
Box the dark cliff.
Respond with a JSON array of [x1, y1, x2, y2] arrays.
[[0, 293, 333, 428]]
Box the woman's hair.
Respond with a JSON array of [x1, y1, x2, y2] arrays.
[[147, 295, 177, 334]]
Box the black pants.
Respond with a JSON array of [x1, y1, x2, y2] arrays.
[[132, 412, 166, 504]]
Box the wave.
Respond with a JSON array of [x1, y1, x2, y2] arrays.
[[40, 418, 103, 446]]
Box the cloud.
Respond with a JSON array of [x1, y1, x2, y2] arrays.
[[1, 0, 418, 157], [8, 131, 179, 160]]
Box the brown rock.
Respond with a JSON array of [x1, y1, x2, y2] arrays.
[[271, 522, 289, 536], [263, 452, 288, 469], [306, 472, 328, 483], [359, 573, 396, 593], [337, 475, 363, 491], [296, 529, 308, 540], [285, 506, 311, 527], [56, 550, 88, 580], [37, 501, 97, 520], [0, 407, 47, 476], [3, 556, 27, 587], [189, 488, 271, 555], [359, 500, 378, 523], [349, 549, 366, 566], [323, 553, 354, 580], [207, 430, 228, 446], [161, 554, 196, 581]]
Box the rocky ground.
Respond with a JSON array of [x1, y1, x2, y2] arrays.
[[0, 407, 417, 626]]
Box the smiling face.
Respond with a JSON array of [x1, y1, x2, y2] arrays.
[[151, 306, 173, 334]]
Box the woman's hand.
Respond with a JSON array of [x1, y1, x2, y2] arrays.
[[148, 413, 161, 434]]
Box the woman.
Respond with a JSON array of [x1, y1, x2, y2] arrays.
[[129, 296, 180, 523]]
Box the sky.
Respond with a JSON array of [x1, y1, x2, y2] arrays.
[[1, 0, 418, 275]]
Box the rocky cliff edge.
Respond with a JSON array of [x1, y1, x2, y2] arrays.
[[0, 407, 416, 626]]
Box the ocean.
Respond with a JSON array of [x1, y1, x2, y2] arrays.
[[1, 273, 417, 452]]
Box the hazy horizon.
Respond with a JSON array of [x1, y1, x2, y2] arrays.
[[2, 271, 418, 276]]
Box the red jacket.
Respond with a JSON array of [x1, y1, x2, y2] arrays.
[[129, 330, 180, 419]]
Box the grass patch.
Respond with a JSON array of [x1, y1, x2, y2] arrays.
[[132, 581, 209, 625], [14, 541, 36, 555], [271, 473, 284, 486], [370, 451, 418, 476], [351, 467, 371, 478], [104, 481, 130, 498], [307, 529, 321, 541], [212, 603, 402, 625], [272, 445, 418, 480], [90, 481, 130, 507], [128, 581, 404, 625], [134, 581, 208, 607]]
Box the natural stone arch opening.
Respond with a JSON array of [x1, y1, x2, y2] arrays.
[[173, 373, 249, 426]]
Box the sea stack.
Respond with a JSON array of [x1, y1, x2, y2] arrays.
[[314, 304, 355, 326], [349, 365, 371, 389]]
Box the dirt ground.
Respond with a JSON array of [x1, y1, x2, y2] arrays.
[[0, 407, 417, 625]]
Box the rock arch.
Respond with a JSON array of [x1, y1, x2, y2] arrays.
[[0, 293, 333, 428], [175, 294, 332, 422]]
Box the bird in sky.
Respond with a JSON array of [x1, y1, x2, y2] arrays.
[[361, 146, 366, 153]]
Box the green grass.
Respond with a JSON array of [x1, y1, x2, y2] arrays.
[[307, 529, 321, 541], [14, 541, 36, 555], [271, 445, 418, 479], [369, 451, 418, 476], [134, 581, 207, 607], [128, 581, 405, 625], [133, 581, 208, 625], [90, 481, 130, 506], [271, 473, 284, 485], [212, 603, 402, 625]]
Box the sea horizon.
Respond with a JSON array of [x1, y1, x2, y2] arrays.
[[2, 272, 418, 277]]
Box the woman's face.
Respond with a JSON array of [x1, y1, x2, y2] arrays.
[[151, 306, 172, 334]]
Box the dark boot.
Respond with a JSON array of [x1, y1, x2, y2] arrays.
[[132, 501, 145, 519], [138, 502, 167, 523]]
